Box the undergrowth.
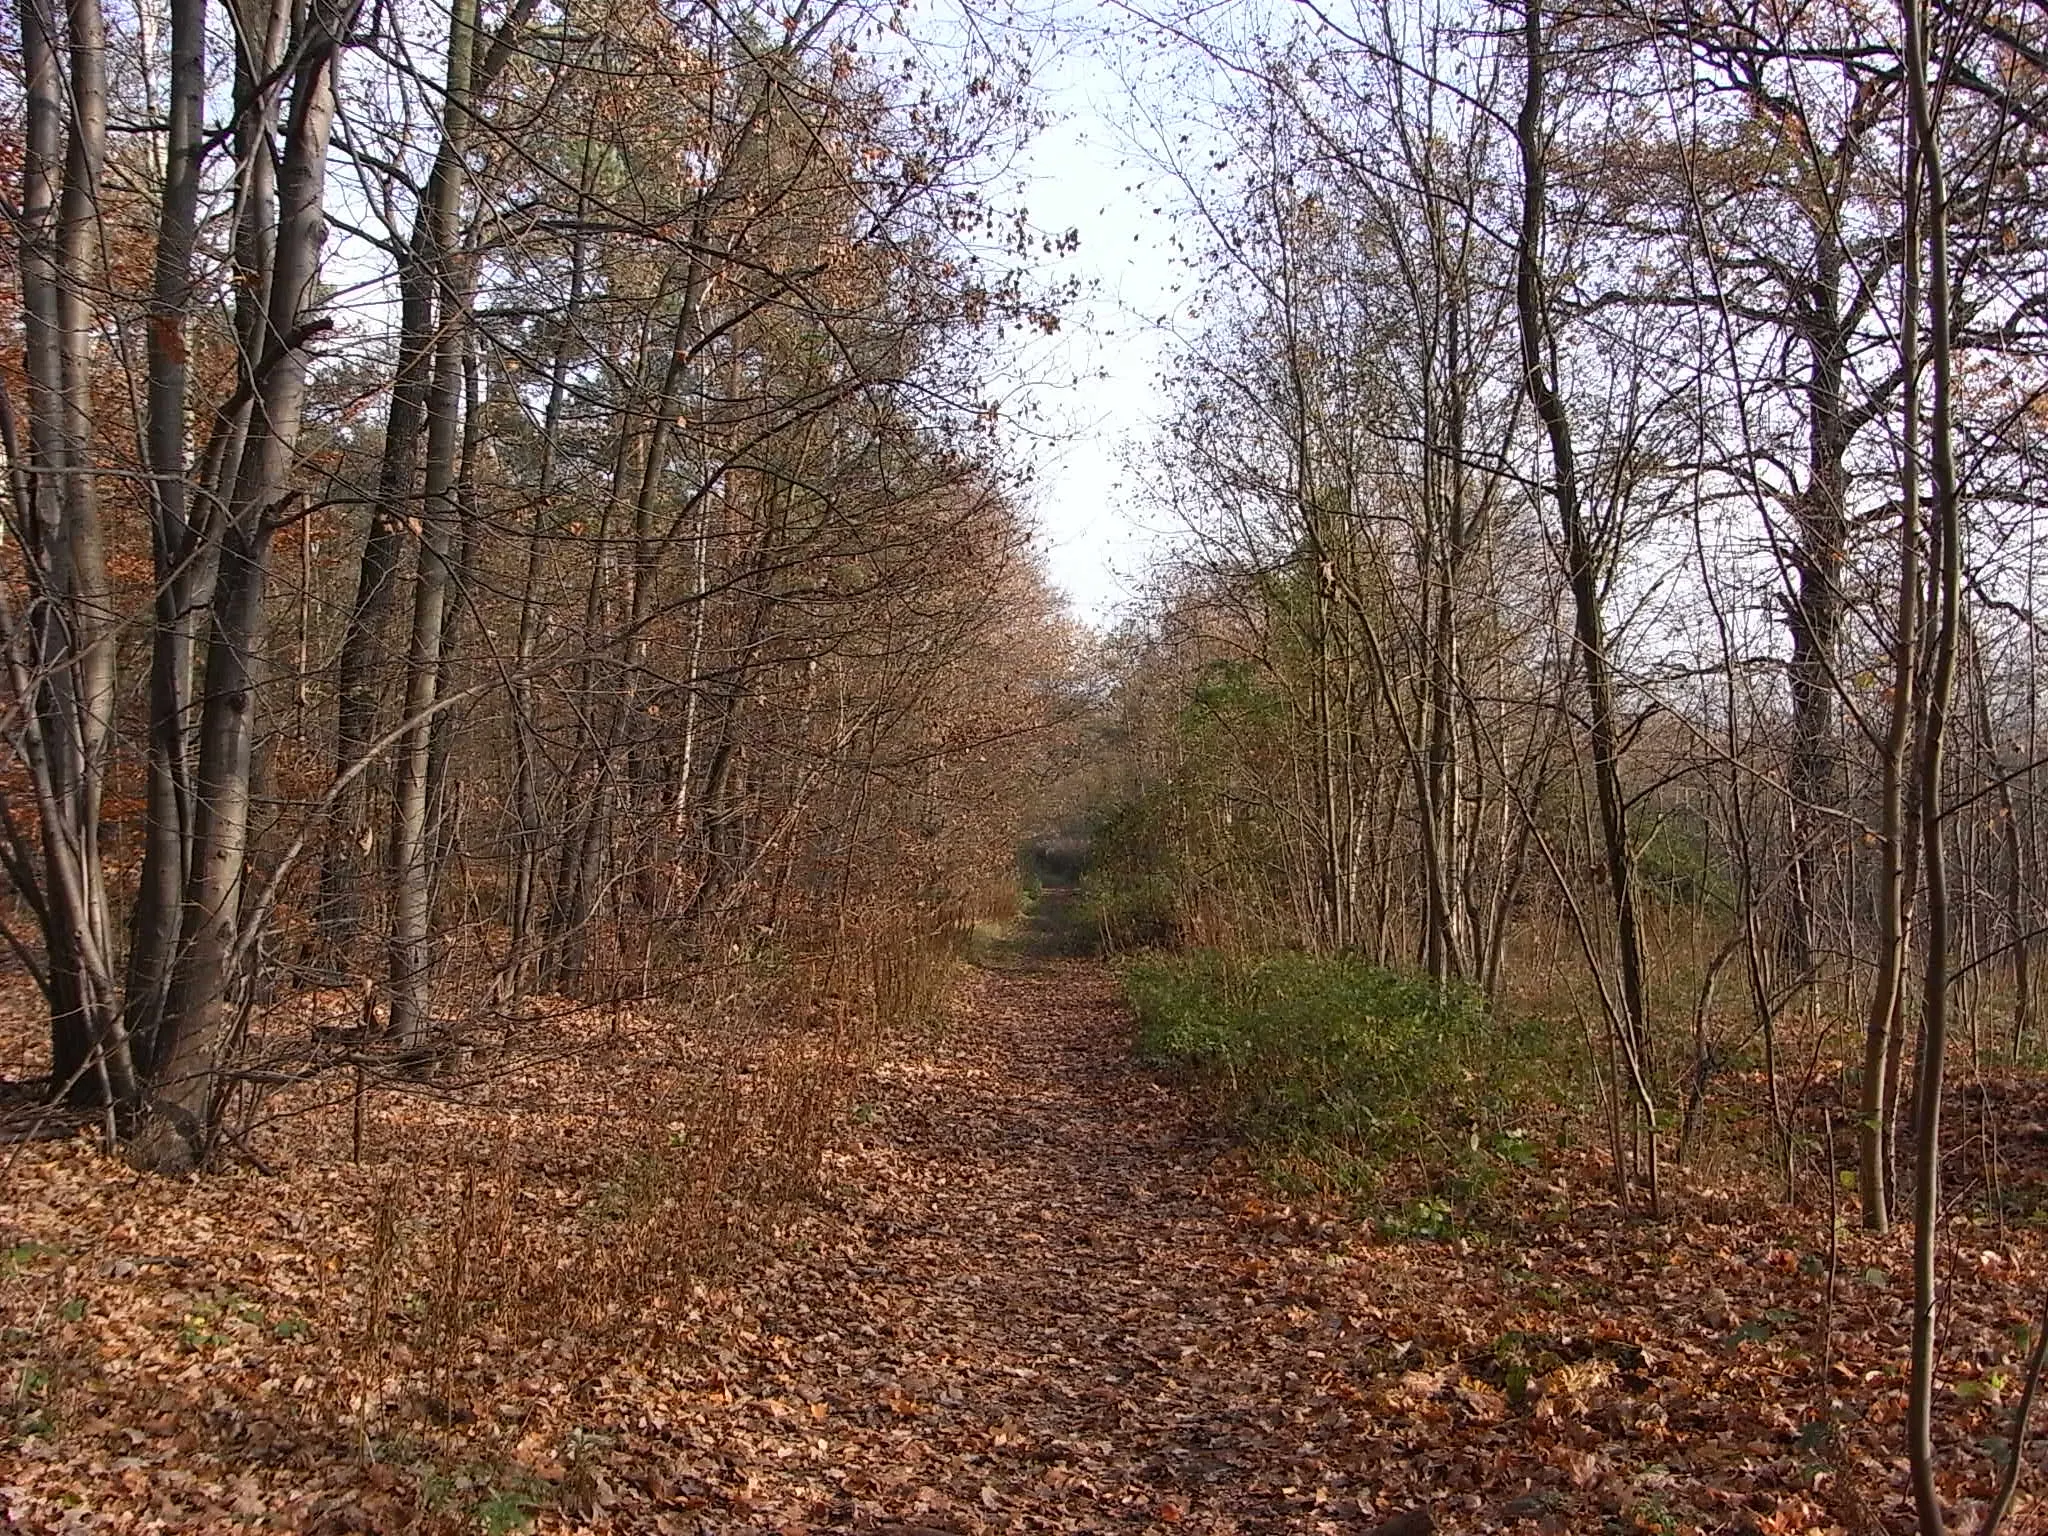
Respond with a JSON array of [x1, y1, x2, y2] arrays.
[[1126, 951, 1565, 1216]]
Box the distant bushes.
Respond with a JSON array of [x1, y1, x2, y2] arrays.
[[1127, 951, 1561, 1194], [1074, 793, 1184, 951]]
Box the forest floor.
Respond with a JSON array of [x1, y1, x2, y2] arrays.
[[5, 918, 2047, 1534]]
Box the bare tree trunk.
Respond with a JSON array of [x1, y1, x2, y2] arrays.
[[387, 0, 477, 1054], [10, 0, 135, 1106], [1513, 0, 1657, 1214], [1783, 245, 1853, 982], [502, 240, 584, 998], [424, 335, 484, 858], [1968, 633, 2035, 1062], [1903, 0, 1961, 1513], [137, 0, 360, 1171], [54, 0, 119, 1090], [1859, 514, 1920, 1231], [321, 0, 536, 961], [127, 0, 210, 1067], [1859, 137, 1925, 1234]]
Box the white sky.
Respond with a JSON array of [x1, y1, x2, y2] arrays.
[[1001, 14, 1191, 626]]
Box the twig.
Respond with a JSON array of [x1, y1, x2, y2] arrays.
[[1984, 1279, 2048, 1533], [1823, 1108, 1840, 1387]]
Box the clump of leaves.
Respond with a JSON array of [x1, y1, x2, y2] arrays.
[[415, 1458, 550, 1534], [1126, 951, 1560, 1199], [2, 1242, 62, 1274], [475, 1485, 544, 1535], [10, 1360, 56, 1440]]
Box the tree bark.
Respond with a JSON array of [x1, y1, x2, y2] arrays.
[[137, 0, 360, 1171], [127, 0, 210, 1068], [320, 0, 537, 960], [386, 0, 478, 1054], [1902, 0, 1961, 1515]]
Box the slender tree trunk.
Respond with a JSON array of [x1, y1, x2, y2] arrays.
[[1860, 137, 1924, 1233], [502, 243, 584, 997], [387, 0, 477, 1053], [1968, 634, 2035, 1062], [1903, 0, 1961, 1514], [12, 0, 135, 1106], [1858, 522, 1920, 1231], [425, 336, 484, 858], [55, 0, 119, 1083], [127, 0, 210, 1067], [1784, 241, 1852, 982], [1513, 0, 1657, 1214], [321, 0, 536, 960]]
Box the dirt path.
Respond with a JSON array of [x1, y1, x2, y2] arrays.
[[2, 935, 1990, 1532], [0, 942, 1441, 1536], [687, 950, 1430, 1536]]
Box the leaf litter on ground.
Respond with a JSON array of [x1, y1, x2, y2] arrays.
[[3, 958, 2046, 1533]]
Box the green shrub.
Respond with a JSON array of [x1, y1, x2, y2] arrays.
[[1127, 951, 1556, 1191], [1074, 793, 1182, 952], [1633, 807, 1735, 912]]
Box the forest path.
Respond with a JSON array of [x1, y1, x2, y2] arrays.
[[698, 934, 1428, 1536]]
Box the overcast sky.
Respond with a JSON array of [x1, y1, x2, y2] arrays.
[[999, 14, 1191, 625]]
